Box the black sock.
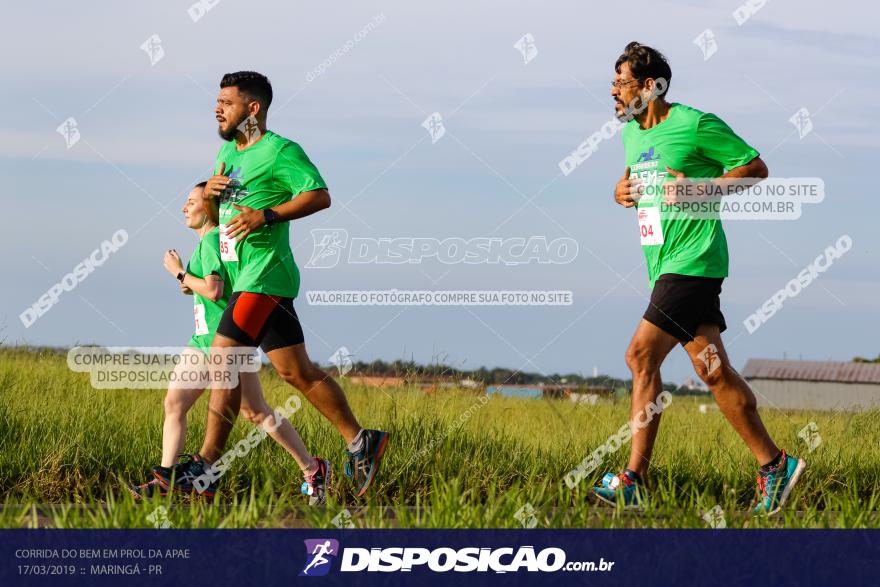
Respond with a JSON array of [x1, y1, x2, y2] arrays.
[[624, 469, 643, 484], [760, 451, 783, 471]]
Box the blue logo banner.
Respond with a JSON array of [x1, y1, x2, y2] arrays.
[[1, 529, 876, 586]]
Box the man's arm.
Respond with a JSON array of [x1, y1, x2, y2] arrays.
[[270, 188, 331, 221], [714, 156, 768, 185], [223, 188, 331, 240], [664, 157, 769, 203], [703, 156, 769, 196], [695, 112, 768, 193]]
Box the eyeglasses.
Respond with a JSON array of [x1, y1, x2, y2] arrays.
[[610, 79, 640, 89]]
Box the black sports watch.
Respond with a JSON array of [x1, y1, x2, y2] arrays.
[[263, 208, 279, 226], [177, 271, 186, 282]]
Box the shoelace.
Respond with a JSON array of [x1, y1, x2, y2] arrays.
[[757, 451, 787, 498], [135, 479, 160, 490], [171, 454, 208, 484], [757, 473, 769, 497], [344, 448, 366, 479]]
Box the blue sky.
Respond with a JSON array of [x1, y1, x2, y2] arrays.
[[3, 0, 877, 384]]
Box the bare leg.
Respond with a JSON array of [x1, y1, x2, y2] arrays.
[[239, 370, 315, 473], [198, 335, 244, 463], [624, 319, 679, 480], [160, 348, 207, 467], [684, 324, 779, 465], [266, 343, 361, 444]]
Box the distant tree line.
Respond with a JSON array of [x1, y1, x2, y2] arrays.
[[332, 358, 682, 393]]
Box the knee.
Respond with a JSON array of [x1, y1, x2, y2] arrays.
[[694, 362, 721, 388], [625, 343, 662, 376], [241, 406, 266, 426], [164, 392, 190, 418], [277, 368, 306, 391], [278, 364, 325, 392], [693, 356, 734, 389]]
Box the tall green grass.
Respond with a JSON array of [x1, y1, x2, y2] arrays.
[[1, 347, 877, 528]]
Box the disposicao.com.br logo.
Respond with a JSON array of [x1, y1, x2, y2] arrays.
[[300, 539, 340, 577], [300, 539, 614, 575]]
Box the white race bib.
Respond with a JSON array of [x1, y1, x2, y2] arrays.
[[638, 207, 664, 246], [194, 303, 209, 336], [219, 225, 238, 262]]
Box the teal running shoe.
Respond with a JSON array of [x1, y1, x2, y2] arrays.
[[752, 450, 807, 516], [591, 469, 647, 509]]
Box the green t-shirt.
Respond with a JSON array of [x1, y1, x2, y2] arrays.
[[622, 103, 759, 287], [187, 227, 230, 352], [215, 131, 327, 297]]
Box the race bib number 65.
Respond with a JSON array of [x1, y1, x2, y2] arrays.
[[638, 207, 664, 246], [219, 225, 238, 262]]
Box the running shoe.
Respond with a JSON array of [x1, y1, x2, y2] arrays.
[[344, 430, 389, 497], [152, 453, 218, 498], [753, 450, 807, 516], [301, 458, 332, 506], [590, 469, 647, 509]]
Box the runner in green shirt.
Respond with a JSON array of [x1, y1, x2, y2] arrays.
[[622, 103, 759, 288], [590, 42, 805, 515], [154, 72, 388, 503], [131, 183, 321, 502], [185, 223, 227, 353], [214, 131, 325, 297]]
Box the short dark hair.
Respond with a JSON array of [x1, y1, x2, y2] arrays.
[[194, 181, 207, 189], [220, 71, 273, 110], [615, 42, 671, 97]]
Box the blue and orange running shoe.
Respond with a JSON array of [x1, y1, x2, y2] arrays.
[[753, 450, 807, 516], [152, 454, 218, 498], [344, 430, 389, 497], [591, 469, 647, 509]]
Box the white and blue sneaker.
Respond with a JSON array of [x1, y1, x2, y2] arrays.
[[591, 469, 648, 509]]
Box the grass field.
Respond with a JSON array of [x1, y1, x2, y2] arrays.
[[1, 347, 878, 529]]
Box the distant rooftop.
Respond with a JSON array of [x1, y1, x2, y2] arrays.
[[742, 359, 880, 384]]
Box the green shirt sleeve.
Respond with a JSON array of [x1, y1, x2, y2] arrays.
[[200, 233, 226, 282], [274, 142, 327, 197], [696, 113, 760, 171]]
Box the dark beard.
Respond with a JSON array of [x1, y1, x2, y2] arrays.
[[217, 113, 248, 141]]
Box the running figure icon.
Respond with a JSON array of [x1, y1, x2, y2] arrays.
[[302, 540, 336, 576]]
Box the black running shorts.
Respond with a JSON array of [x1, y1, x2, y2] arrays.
[[642, 273, 726, 343], [216, 292, 305, 353]]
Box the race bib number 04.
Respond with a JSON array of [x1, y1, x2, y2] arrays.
[[219, 225, 238, 262], [194, 303, 209, 336], [638, 207, 664, 246]]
